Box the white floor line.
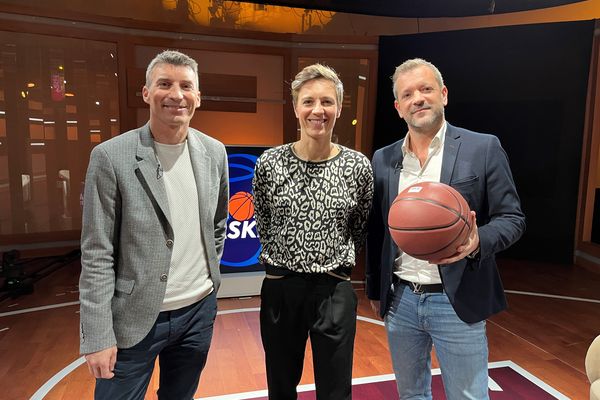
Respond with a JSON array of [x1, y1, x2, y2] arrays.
[[196, 362, 568, 399], [357, 315, 385, 326], [505, 289, 600, 304], [30, 356, 86, 400], [29, 308, 263, 398], [30, 306, 568, 400], [217, 307, 260, 315], [488, 360, 569, 399], [0, 301, 80, 317], [3, 289, 596, 319]]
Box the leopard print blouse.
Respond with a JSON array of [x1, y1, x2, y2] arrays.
[[252, 143, 374, 273]]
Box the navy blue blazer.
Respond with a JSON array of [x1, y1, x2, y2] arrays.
[[366, 123, 525, 323]]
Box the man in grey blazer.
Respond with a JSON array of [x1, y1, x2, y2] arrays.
[[367, 59, 525, 399], [79, 50, 229, 399]]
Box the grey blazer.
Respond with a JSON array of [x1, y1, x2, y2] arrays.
[[79, 123, 229, 354]]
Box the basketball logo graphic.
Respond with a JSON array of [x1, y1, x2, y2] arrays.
[[221, 151, 263, 270], [228, 191, 255, 221]]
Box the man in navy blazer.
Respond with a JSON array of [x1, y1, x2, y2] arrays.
[[366, 58, 525, 399]]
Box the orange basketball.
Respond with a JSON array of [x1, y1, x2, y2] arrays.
[[388, 182, 471, 261], [229, 191, 255, 221]]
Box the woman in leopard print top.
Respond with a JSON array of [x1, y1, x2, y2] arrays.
[[253, 63, 373, 400]]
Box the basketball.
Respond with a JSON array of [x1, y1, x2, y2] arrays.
[[388, 182, 471, 261], [228, 191, 255, 221]]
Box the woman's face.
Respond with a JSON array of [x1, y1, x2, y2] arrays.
[[294, 78, 341, 142]]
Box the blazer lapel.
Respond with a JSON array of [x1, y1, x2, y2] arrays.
[[136, 124, 173, 232], [441, 124, 461, 184], [187, 130, 211, 225], [387, 139, 404, 207]]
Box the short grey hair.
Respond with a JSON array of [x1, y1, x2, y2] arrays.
[[391, 58, 444, 100], [145, 50, 199, 89], [291, 63, 343, 106]]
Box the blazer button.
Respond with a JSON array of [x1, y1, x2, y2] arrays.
[[166, 239, 174, 248], [160, 273, 168, 282]]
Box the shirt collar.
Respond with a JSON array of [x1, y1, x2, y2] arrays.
[[401, 120, 447, 157]]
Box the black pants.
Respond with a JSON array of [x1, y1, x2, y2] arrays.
[[260, 273, 357, 400]]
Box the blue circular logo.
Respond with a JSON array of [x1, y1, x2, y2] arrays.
[[221, 153, 261, 268]]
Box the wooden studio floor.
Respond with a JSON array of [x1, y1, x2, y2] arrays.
[[0, 258, 598, 399]]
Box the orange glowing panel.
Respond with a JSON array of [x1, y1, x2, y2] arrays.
[[161, 0, 177, 10], [67, 126, 78, 141], [44, 125, 55, 140], [29, 123, 44, 139]]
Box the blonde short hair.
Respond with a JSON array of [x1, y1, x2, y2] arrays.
[[291, 63, 343, 106]]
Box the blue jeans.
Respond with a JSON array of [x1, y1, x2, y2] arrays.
[[95, 292, 217, 400], [385, 282, 489, 400]]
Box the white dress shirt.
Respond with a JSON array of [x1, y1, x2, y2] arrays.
[[393, 122, 447, 284]]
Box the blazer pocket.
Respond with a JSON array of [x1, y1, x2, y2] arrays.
[[115, 278, 135, 295], [450, 176, 479, 188]]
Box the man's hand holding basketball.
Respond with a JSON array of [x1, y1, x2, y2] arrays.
[[431, 211, 479, 265]]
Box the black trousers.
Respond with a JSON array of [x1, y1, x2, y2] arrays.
[[260, 273, 358, 400]]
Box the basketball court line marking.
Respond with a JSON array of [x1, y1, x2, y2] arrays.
[[504, 289, 600, 304], [3, 287, 599, 319], [29, 307, 571, 400], [2, 286, 600, 318], [488, 360, 569, 400], [217, 307, 260, 315], [0, 301, 80, 317], [29, 307, 266, 399], [194, 360, 568, 400], [357, 315, 384, 326], [30, 356, 87, 400]]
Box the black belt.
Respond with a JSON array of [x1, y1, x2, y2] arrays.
[[394, 276, 444, 294]]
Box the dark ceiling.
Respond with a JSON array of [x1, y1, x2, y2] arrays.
[[239, 0, 585, 18]]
